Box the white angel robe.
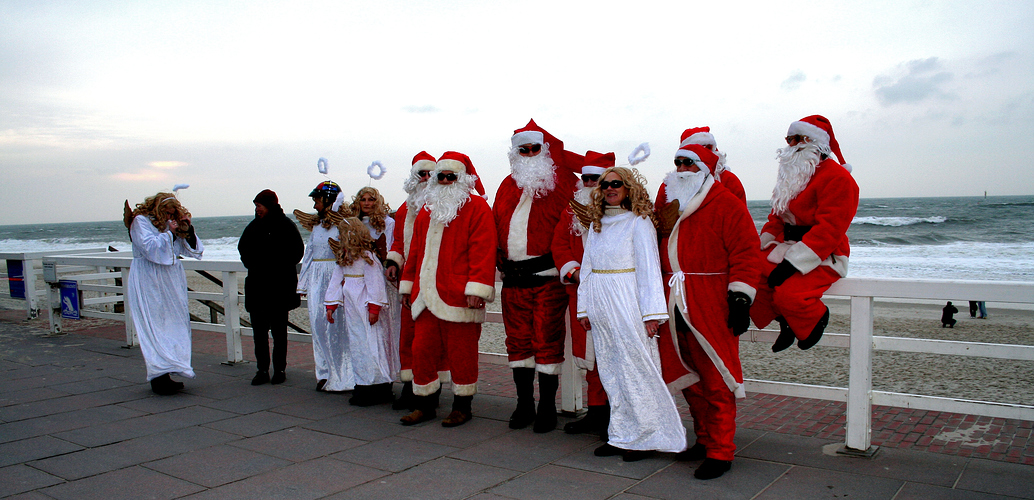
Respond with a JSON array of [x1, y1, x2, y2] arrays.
[[362, 216, 401, 379], [127, 215, 204, 382], [577, 208, 687, 453], [323, 250, 394, 386], [297, 224, 353, 391]]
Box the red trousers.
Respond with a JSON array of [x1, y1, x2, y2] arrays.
[[752, 262, 840, 339], [502, 279, 568, 373], [399, 308, 448, 382], [566, 285, 607, 406], [412, 311, 480, 396], [676, 322, 737, 462], [585, 364, 607, 406]]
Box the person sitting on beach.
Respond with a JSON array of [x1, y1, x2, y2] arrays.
[[125, 191, 204, 395], [750, 115, 859, 352], [325, 217, 395, 406], [941, 301, 958, 328]]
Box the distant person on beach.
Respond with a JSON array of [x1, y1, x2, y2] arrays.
[[385, 152, 450, 411], [295, 181, 353, 392], [399, 152, 495, 427], [969, 301, 978, 317], [552, 151, 612, 439], [125, 191, 204, 395], [977, 301, 988, 319], [751, 115, 859, 352], [324, 217, 394, 406], [577, 166, 687, 462], [677, 126, 747, 204], [238, 189, 304, 386], [655, 145, 762, 479], [941, 301, 958, 328], [493, 119, 584, 433]]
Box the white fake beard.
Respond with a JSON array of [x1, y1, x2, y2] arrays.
[[771, 143, 822, 215], [569, 184, 594, 235], [425, 174, 476, 225], [715, 150, 728, 179], [405, 180, 429, 213], [663, 170, 709, 208], [508, 144, 557, 198]]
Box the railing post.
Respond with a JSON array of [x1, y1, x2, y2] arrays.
[[23, 258, 40, 319], [841, 294, 877, 456], [222, 270, 243, 364], [560, 311, 583, 415], [121, 267, 137, 347]]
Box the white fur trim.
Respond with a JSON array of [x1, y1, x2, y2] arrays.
[[842, 163, 853, 173], [464, 281, 495, 301], [511, 130, 544, 148], [403, 204, 418, 258], [439, 371, 452, 384], [728, 281, 757, 303], [399, 369, 413, 382], [453, 381, 478, 396], [759, 232, 777, 250], [559, 261, 580, 284], [536, 363, 562, 375], [414, 221, 486, 323], [412, 159, 435, 174], [788, 121, 830, 148], [387, 251, 404, 268], [507, 192, 533, 260], [666, 372, 699, 393], [785, 241, 823, 274], [413, 378, 441, 396], [582, 166, 607, 175], [508, 357, 536, 369], [674, 149, 702, 160], [436, 158, 467, 174], [573, 356, 595, 371], [399, 280, 413, 294], [680, 132, 716, 148]]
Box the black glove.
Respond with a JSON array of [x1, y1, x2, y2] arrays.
[[767, 260, 798, 288], [727, 291, 752, 336]]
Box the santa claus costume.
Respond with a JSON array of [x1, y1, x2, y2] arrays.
[[399, 152, 496, 428], [661, 144, 762, 479], [493, 119, 584, 433], [552, 151, 612, 437], [385, 152, 451, 411], [679, 126, 747, 205], [750, 115, 859, 352]]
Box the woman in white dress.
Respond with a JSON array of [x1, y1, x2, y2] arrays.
[[324, 217, 394, 406], [126, 192, 204, 395], [351, 186, 401, 380], [577, 167, 687, 461]]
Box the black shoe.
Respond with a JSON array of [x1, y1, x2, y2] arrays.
[[251, 371, 270, 386], [533, 373, 559, 433], [150, 374, 179, 395], [316, 379, 327, 391], [270, 371, 286, 385], [676, 443, 707, 461], [509, 402, 536, 429], [798, 307, 829, 350], [695, 458, 732, 480], [772, 317, 796, 353], [622, 450, 652, 462], [393, 381, 414, 410], [594, 444, 623, 457], [349, 385, 371, 406], [509, 367, 536, 429]]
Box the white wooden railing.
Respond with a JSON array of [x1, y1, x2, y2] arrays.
[[6, 250, 1033, 454]]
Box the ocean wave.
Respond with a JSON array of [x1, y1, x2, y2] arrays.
[[852, 216, 946, 227]]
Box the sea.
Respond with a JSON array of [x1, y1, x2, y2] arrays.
[[2, 195, 1033, 282]]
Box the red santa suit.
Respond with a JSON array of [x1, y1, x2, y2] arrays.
[[399, 154, 496, 398], [750, 116, 859, 340]]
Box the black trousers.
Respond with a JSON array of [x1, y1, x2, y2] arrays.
[[252, 309, 289, 373]]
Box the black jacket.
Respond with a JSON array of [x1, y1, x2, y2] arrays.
[[238, 206, 305, 312]]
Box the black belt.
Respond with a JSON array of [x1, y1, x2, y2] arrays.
[[501, 254, 557, 288], [784, 224, 812, 241]]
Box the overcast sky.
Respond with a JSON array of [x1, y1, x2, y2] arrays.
[[1, 0, 1032, 225]]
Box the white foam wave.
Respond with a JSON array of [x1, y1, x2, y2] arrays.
[[852, 216, 946, 227]]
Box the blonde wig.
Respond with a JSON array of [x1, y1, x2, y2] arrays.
[[588, 166, 657, 232], [350, 186, 391, 233], [333, 217, 377, 267], [132, 192, 191, 232]]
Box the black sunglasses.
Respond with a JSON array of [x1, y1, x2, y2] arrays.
[[518, 144, 542, 155], [437, 172, 458, 182], [416, 170, 431, 178], [599, 180, 625, 190], [785, 134, 807, 145], [581, 174, 600, 183], [673, 158, 697, 168]]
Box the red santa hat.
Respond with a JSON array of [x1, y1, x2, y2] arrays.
[[436, 151, 486, 196], [787, 115, 850, 169], [582, 150, 615, 176], [510, 118, 584, 177], [411, 151, 436, 175], [675, 144, 719, 175], [679, 126, 717, 149]]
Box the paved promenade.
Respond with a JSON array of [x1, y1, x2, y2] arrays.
[[1, 312, 1032, 499]]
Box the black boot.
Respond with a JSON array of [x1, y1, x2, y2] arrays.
[[533, 373, 558, 433], [393, 381, 414, 410], [251, 371, 270, 386], [442, 395, 473, 427], [695, 458, 732, 480], [598, 404, 611, 441], [509, 368, 536, 429], [349, 385, 371, 406], [372, 382, 395, 405], [771, 317, 796, 353], [400, 394, 436, 425], [150, 373, 179, 395], [798, 307, 829, 350], [429, 385, 442, 408], [565, 405, 607, 434]]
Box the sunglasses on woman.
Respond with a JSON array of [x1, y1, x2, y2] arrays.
[[598, 180, 625, 190], [673, 158, 697, 168], [518, 144, 542, 155], [437, 172, 458, 182]]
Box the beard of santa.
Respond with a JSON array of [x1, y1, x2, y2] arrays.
[[771, 142, 826, 215], [403, 175, 429, 213], [714, 150, 728, 179], [425, 173, 477, 225], [569, 182, 594, 235], [664, 169, 710, 208], [508, 143, 557, 199]]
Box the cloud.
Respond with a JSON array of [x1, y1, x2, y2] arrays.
[[781, 71, 806, 91], [873, 57, 954, 106], [148, 161, 187, 169], [402, 105, 440, 113]]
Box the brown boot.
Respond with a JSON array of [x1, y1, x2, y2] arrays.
[[400, 395, 435, 425], [441, 395, 473, 427]]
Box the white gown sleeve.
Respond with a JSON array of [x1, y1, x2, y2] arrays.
[[633, 216, 669, 323], [131, 216, 177, 265], [324, 264, 345, 307], [364, 252, 389, 307], [576, 230, 595, 319], [173, 231, 204, 259]]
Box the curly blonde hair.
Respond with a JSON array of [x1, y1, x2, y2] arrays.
[[132, 192, 191, 232], [333, 217, 377, 267], [350, 187, 391, 233], [588, 167, 656, 232]]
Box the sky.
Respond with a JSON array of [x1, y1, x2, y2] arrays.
[[1, 0, 1032, 225]]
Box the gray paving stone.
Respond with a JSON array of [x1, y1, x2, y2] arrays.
[[755, 465, 904, 499], [268, 395, 355, 420], [552, 442, 675, 480], [0, 435, 83, 467], [199, 386, 315, 414], [398, 413, 514, 448], [39, 465, 205, 500], [230, 427, 364, 462], [325, 457, 519, 500], [144, 444, 292, 488], [490, 464, 638, 500], [303, 412, 412, 441], [0, 404, 145, 444], [51, 404, 236, 447], [116, 392, 218, 413], [895, 482, 1018, 499], [0, 464, 64, 497], [330, 435, 459, 472], [449, 427, 599, 472], [50, 376, 137, 395], [955, 457, 1034, 499], [0, 386, 70, 407], [202, 409, 311, 437], [180, 456, 387, 500], [629, 458, 788, 500]]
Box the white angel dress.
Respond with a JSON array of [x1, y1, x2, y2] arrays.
[[324, 250, 394, 385], [577, 208, 687, 453], [127, 215, 204, 382], [362, 215, 401, 380], [297, 224, 354, 391]]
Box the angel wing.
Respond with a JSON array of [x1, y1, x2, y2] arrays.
[[568, 199, 592, 230], [123, 200, 134, 229], [328, 236, 342, 257], [294, 210, 320, 231], [656, 199, 681, 238]]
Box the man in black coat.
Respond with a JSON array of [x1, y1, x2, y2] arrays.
[[239, 189, 305, 385]]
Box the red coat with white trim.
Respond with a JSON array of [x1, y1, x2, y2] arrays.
[[493, 173, 578, 266], [551, 206, 591, 365], [717, 170, 747, 206], [760, 159, 858, 277], [386, 201, 416, 270], [399, 195, 497, 323]]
